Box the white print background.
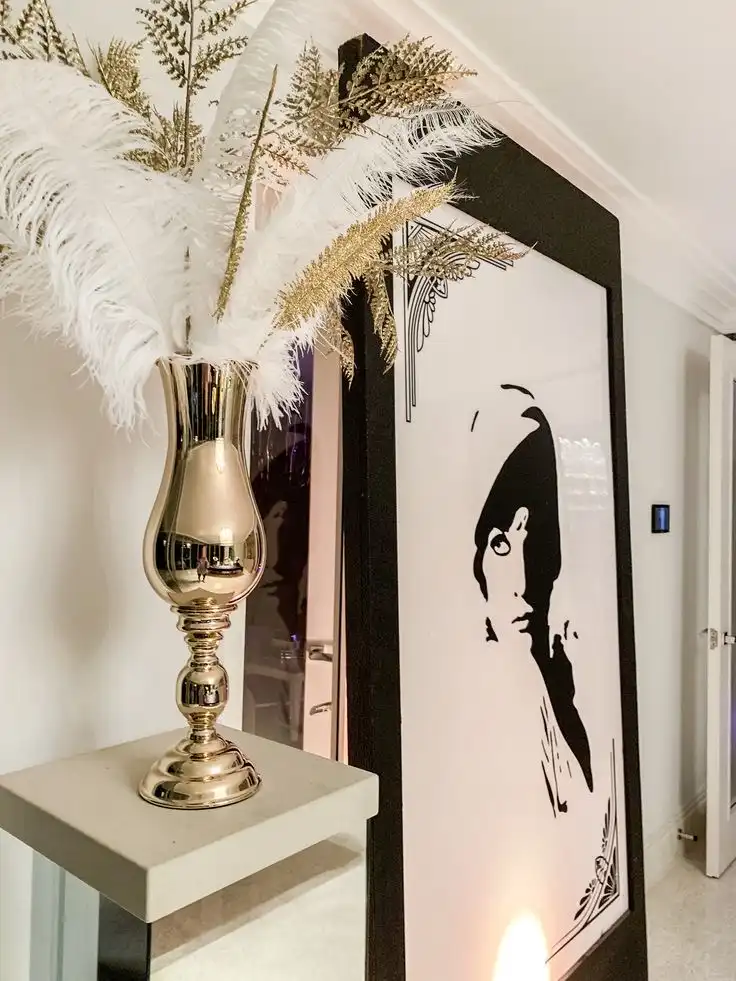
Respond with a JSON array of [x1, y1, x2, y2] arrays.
[[394, 203, 629, 981]]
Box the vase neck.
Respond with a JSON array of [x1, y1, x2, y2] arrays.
[[160, 361, 250, 445]]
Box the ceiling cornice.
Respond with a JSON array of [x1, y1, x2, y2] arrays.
[[241, 0, 736, 328], [350, 0, 736, 330]]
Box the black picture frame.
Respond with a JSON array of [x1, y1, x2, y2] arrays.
[[340, 33, 647, 981]]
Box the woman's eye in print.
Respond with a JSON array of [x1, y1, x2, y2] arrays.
[[489, 531, 511, 556]]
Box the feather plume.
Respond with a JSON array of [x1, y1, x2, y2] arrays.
[[247, 326, 311, 427], [0, 60, 196, 425], [0, 4, 515, 429], [194, 0, 331, 192], [259, 110, 490, 301], [188, 313, 314, 428], [0, 215, 57, 326], [189, 107, 494, 350]]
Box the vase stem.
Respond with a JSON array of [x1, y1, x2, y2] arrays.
[[139, 602, 262, 808], [176, 605, 232, 742]]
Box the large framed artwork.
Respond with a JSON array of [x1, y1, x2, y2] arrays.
[[341, 35, 646, 981]]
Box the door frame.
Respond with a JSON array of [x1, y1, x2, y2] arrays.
[[706, 333, 736, 877], [341, 33, 646, 981], [302, 349, 344, 758]]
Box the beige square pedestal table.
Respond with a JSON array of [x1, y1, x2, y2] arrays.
[[0, 726, 378, 980]]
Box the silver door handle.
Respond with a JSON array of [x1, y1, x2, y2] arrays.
[[308, 642, 334, 663], [726, 634, 736, 646], [309, 701, 333, 716]]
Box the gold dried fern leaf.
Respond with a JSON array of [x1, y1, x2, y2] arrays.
[[138, 0, 250, 89], [0, 0, 83, 67], [91, 39, 200, 174], [317, 302, 355, 382], [35, 0, 79, 66], [94, 39, 151, 117], [237, 43, 345, 183], [364, 268, 397, 363], [11, 0, 40, 43], [192, 35, 247, 91], [278, 43, 342, 152], [260, 141, 312, 176], [275, 182, 454, 332], [0, 7, 34, 59], [347, 35, 475, 117], [254, 36, 473, 181], [195, 0, 253, 39], [137, 0, 250, 168], [389, 224, 526, 281], [137, 3, 188, 86], [150, 106, 204, 173]]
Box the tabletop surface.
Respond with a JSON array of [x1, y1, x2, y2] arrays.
[[0, 726, 378, 921]]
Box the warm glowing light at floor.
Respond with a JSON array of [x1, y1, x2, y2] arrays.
[[493, 915, 550, 981]]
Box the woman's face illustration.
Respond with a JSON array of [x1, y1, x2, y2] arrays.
[[483, 506, 533, 643]]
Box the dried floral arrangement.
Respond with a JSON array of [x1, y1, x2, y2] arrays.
[[0, 0, 522, 427]]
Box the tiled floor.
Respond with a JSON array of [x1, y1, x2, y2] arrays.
[[648, 856, 736, 979]]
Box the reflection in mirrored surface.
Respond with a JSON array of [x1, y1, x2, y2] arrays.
[[144, 361, 265, 610], [244, 352, 314, 749], [558, 435, 609, 511], [17, 834, 366, 981]]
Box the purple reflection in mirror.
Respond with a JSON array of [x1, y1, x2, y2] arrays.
[[242, 352, 314, 748]]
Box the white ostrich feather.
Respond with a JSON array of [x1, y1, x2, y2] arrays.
[[0, 217, 57, 325], [195, 0, 332, 193], [247, 324, 314, 428], [0, 60, 196, 426], [188, 304, 315, 428]]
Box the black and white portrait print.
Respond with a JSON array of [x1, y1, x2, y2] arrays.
[[394, 205, 629, 981], [472, 386, 593, 816]]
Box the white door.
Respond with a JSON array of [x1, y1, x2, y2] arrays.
[[706, 333, 736, 877], [302, 350, 343, 758]]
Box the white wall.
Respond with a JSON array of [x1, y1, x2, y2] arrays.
[[622, 275, 713, 887]]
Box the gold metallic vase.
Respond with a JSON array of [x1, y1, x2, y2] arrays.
[[140, 360, 265, 809]]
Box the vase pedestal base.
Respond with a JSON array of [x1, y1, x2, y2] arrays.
[[138, 732, 262, 810]]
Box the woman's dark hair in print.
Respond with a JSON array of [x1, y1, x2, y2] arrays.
[[473, 385, 593, 792]]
